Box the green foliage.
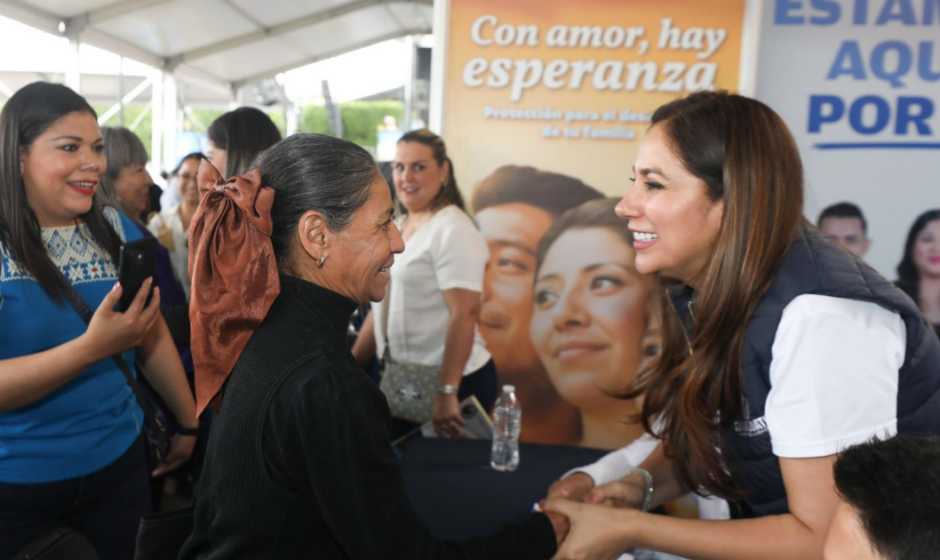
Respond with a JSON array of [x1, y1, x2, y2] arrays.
[[90, 100, 403, 163], [94, 104, 154, 157], [299, 101, 403, 148], [186, 108, 225, 133], [300, 105, 331, 135], [339, 101, 403, 148]]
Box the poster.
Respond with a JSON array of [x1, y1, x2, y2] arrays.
[[436, 0, 750, 448], [755, 0, 940, 277]]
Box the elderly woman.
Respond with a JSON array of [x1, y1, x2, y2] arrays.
[[179, 133, 562, 558]]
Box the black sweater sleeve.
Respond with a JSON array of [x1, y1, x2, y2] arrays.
[[266, 362, 557, 560]]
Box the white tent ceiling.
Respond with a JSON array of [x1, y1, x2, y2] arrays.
[[0, 0, 433, 99]]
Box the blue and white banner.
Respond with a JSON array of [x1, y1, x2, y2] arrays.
[[756, 0, 939, 275]]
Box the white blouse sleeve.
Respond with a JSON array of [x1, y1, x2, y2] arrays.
[[766, 295, 906, 458], [429, 211, 489, 293]]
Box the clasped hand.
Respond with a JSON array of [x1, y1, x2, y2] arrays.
[[541, 473, 646, 560]]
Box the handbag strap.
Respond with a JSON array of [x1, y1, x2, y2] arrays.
[[58, 277, 165, 429]]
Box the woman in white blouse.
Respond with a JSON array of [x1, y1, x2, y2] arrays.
[[353, 129, 494, 439], [148, 152, 203, 299]]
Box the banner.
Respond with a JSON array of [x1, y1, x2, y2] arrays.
[[436, 0, 749, 448], [755, 0, 940, 276]]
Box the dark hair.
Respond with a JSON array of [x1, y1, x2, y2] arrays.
[[0, 82, 122, 302], [172, 152, 206, 176], [99, 126, 148, 213], [834, 436, 940, 560], [624, 91, 805, 499], [396, 129, 464, 212], [254, 133, 378, 270], [534, 198, 632, 278], [207, 107, 282, 178], [473, 165, 604, 217], [897, 209, 940, 303], [818, 202, 868, 234]]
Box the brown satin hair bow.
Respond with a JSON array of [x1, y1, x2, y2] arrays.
[[188, 159, 280, 415]]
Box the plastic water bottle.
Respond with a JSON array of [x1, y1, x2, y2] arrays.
[[490, 385, 521, 472]]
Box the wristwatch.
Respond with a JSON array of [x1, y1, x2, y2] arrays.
[[437, 384, 459, 395], [176, 425, 199, 436]]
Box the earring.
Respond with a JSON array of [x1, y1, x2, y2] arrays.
[[317, 255, 327, 268]]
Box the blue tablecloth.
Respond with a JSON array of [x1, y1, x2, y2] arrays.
[[400, 439, 607, 540]]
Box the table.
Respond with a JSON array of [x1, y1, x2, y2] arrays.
[[400, 438, 608, 540]]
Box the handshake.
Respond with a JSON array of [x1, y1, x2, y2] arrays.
[[538, 471, 653, 560]]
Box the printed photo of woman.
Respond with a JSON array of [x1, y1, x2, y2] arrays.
[[530, 198, 656, 450]]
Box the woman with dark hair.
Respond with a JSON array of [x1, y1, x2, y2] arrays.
[[178, 133, 562, 558], [206, 106, 282, 178], [352, 129, 495, 439], [543, 91, 940, 560], [148, 152, 206, 299], [530, 198, 655, 450], [0, 82, 196, 559], [896, 209, 940, 336], [472, 166, 604, 445]]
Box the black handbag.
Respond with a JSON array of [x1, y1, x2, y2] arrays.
[[59, 280, 172, 470], [12, 526, 100, 560]]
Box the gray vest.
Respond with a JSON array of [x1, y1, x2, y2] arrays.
[[671, 225, 940, 517]]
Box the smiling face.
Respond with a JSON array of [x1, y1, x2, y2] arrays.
[[913, 219, 940, 280], [327, 174, 405, 304], [113, 162, 151, 218], [615, 123, 724, 284], [176, 157, 201, 206], [19, 111, 105, 228], [530, 228, 652, 409], [476, 203, 555, 386], [820, 217, 870, 258], [392, 141, 447, 214]]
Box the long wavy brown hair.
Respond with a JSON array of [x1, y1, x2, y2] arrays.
[[623, 91, 805, 498]]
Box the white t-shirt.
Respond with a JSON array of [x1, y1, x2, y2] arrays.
[[371, 205, 491, 375], [568, 294, 907, 519]]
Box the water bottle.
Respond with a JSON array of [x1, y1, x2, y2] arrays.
[[490, 385, 521, 472]]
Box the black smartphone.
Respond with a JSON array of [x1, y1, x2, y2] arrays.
[[118, 237, 157, 312]]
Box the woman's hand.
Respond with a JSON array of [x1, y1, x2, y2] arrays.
[[432, 392, 465, 438], [548, 472, 595, 502], [82, 279, 161, 361], [151, 433, 196, 477], [584, 476, 647, 509], [544, 499, 638, 560]]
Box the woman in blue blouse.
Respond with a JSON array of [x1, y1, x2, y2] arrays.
[[0, 82, 196, 560]]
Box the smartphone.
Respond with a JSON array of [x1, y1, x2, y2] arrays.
[[118, 237, 157, 312]]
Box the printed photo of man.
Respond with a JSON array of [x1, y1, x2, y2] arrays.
[[472, 165, 603, 444]]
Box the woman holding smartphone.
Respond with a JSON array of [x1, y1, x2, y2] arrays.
[[0, 82, 196, 560], [544, 91, 940, 560]]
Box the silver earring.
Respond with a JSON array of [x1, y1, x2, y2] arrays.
[[317, 255, 326, 268]]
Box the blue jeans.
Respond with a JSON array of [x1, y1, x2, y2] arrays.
[[0, 436, 151, 560]]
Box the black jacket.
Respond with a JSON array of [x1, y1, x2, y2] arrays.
[[180, 275, 555, 559], [672, 225, 940, 517]]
